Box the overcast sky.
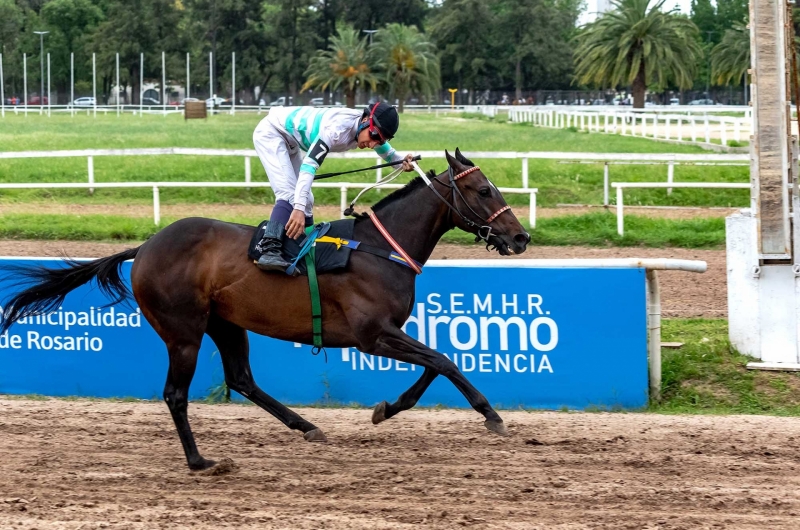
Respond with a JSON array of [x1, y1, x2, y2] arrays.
[[579, 0, 695, 25]]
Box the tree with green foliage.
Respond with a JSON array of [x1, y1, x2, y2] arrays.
[[574, 0, 702, 108], [373, 23, 440, 112], [711, 23, 748, 87], [340, 0, 428, 32], [302, 27, 378, 108]]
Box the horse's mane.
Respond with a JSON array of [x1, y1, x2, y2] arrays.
[[352, 150, 475, 219]]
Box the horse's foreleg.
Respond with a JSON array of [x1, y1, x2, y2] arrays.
[[206, 315, 327, 442], [368, 327, 507, 436], [164, 341, 217, 470], [372, 368, 437, 425]]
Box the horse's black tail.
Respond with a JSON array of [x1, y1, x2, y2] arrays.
[[0, 247, 140, 335]]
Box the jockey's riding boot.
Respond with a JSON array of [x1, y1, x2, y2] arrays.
[[255, 220, 292, 272]]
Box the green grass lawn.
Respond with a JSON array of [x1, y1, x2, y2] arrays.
[[0, 112, 749, 209], [655, 319, 800, 416]]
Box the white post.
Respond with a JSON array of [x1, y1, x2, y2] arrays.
[[161, 51, 166, 116], [603, 162, 609, 206], [231, 51, 235, 115], [46, 53, 50, 117], [616, 186, 624, 236], [704, 117, 710, 143], [376, 157, 382, 182], [667, 161, 674, 195], [340, 186, 348, 219], [139, 53, 144, 117], [677, 117, 682, 141], [209, 51, 213, 113], [529, 191, 536, 228], [115, 53, 120, 117], [153, 186, 160, 225], [23, 53, 27, 117], [522, 157, 529, 188], [0, 53, 4, 118], [88, 156, 94, 194], [245, 156, 251, 186], [646, 269, 661, 402], [186, 53, 190, 100], [721, 117, 728, 146], [665, 117, 670, 140], [691, 117, 697, 142], [92, 52, 96, 118], [69, 53, 74, 117], [735, 118, 741, 143]]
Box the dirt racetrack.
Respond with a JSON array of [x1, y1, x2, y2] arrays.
[[1, 398, 799, 529]]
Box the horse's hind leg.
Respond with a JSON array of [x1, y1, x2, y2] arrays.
[[163, 340, 217, 470], [206, 314, 327, 442], [372, 368, 437, 425]]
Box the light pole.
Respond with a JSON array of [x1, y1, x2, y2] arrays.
[[33, 31, 49, 108], [362, 30, 378, 106]]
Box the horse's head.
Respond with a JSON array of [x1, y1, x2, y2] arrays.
[[442, 148, 530, 255]]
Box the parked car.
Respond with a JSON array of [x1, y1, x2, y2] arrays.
[[72, 97, 95, 107], [309, 97, 325, 106], [28, 96, 49, 105], [142, 97, 161, 106], [269, 96, 293, 106], [688, 98, 715, 105], [669, 98, 681, 105]]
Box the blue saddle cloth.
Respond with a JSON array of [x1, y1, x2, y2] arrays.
[[248, 219, 355, 276]]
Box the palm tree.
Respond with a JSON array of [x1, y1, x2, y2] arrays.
[[574, 0, 702, 108], [711, 24, 749, 87], [373, 23, 441, 113], [302, 27, 378, 109]]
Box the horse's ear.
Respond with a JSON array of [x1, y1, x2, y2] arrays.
[[454, 147, 475, 167], [445, 149, 459, 169]]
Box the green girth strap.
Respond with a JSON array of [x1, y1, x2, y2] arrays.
[[304, 226, 324, 352]]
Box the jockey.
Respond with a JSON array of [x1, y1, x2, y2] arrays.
[[252, 101, 415, 272]]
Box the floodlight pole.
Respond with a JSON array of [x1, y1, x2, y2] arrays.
[[23, 53, 27, 117], [46, 53, 50, 116], [139, 52, 143, 117], [116, 52, 120, 117], [162, 51, 166, 116], [186, 53, 190, 100], [231, 52, 235, 115], [0, 53, 4, 118], [92, 52, 96, 118], [34, 31, 48, 112], [70, 52, 74, 117]]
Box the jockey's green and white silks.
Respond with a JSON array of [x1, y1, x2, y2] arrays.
[[253, 107, 402, 214]]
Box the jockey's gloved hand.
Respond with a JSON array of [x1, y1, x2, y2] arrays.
[[401, 154, 416, 172]]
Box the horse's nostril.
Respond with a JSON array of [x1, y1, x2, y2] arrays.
[[514, 232, 530, 245]]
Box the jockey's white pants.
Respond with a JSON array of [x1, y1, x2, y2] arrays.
[[252, 117, 314, 217]]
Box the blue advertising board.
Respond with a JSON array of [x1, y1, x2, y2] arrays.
[[0, 259, 648, 409]]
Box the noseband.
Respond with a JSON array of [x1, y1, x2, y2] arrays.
[[416, 164, 511, 246]]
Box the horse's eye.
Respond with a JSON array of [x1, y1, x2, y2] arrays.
[[479, 187, 491, 197]]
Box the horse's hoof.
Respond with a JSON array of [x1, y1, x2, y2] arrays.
[[372, 401, 389, 425], [194, 457, 236, 476], [484, 419, 509, 436], [303, 428, 328, 442]]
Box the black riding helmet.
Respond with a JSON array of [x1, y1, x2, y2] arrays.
[[362, 101, 399, 142]]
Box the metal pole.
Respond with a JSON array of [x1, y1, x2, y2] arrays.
[[139, 52, 143, 117], [209, 51, 213, 113], [38, 32, 44, 113], [603, 163, 609, 206], [88, 156, 94, 194], [46, 53, 50, 116], [667, 161, 674, 195], [186, 52, 190, 100], [116, 53, 120, 117], [0, 53, 4, 118], [244, 156, 251, 186], [646, 269, 662, 402], [92, 52, 96, 118], [23, 53, 27, 117], [616, 186, 624, 236], [231, 52, 235, 115], [522, 157, 529, 188], [340, 186, 347, 218], [162, 51, 166, 116], [70, 52, 74, 117]]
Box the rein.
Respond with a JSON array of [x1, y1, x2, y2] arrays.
[[313, 155, 422, 180]]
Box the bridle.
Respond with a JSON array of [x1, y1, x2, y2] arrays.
[[413, 162, 511, 247]]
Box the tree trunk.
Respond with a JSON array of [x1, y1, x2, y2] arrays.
[[515, 59, 523, 102], [632, 61, 646, 109], [346, 88, 355, 109]]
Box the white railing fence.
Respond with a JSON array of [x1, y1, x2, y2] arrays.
[[0, 181, 539, 228], [612, 182, 752, 235]]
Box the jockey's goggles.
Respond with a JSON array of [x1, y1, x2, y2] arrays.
[[368, 104, 391, 143]]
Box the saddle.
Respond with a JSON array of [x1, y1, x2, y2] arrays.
[[247, 219, 355, 276]]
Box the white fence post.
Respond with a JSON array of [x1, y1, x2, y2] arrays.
[[522, 157, 529, 188], [616, 186, 624, 236], [529, 191, 536, 228], [376, 157, 382, 182], [603, 162, 610, 206], [88, 156, 94, 194], [677, 117, 683, 141], [245, 156, 251, 187], [667, 161, 674, 195], [735, 118, 741, 143], [153, 186, 160, 225], [720, 118, 728, 146], [704, 117, 710, 143], [665, 117, 670, 140], [340, 186, 348, 218], [691, 117, 697, 142]]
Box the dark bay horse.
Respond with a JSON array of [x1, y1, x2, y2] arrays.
[[0, 149, 530, 471]]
